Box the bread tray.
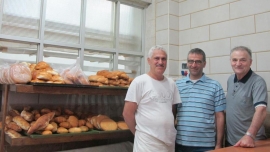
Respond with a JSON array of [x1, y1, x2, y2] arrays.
[[24, 129, 129, 138], [28, 82, 99, 88], [24, 130, 100, 138]]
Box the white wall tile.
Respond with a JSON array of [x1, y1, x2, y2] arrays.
[[179, 25, 209, 45], [191, 5, 229, 28], [169, 45, 179, 60], [209, 0, 238, 7], [179, 15, 190, 30], [257, 72, 270, 92], [169, 0, 179, 16], [209, 56, 232, 73], [207, 74, 231, 91], [169, 15, 179, 30], [256, 12, 270, 32], [169, 60, 179, 76], [230, 0, 270, 19], [169, 29, 179, 45], [231, 32, 270, 53], [146, 2, 155, 20], [179, 0, 208, 16], [204, 58, 210, 74], [257, 52, 270, 71], [191, 38, 231, 57], [210, 16, 255, 40], [146, 19, 156, 38], [179, 44, 190, 60], [156, 29, 168, 45], [156, 1, 168, 17], [251, 53, 257, 71], [156, 15, 168, 31]]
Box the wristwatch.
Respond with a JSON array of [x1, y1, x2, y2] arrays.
[[245, 131, 255, 140]]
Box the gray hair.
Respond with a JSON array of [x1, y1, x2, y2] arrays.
[[231, 46, 252, 59], [148, 45, 167, 58], [188, 48, 206, 62]]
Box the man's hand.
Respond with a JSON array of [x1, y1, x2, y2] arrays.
[[234, 135, 255, 148]]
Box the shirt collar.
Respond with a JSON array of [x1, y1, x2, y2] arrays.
[[233, 69, 252, 83], [185, 73, 206, 83]]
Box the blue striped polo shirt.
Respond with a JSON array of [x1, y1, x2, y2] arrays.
[[175, 74, 226, 147]]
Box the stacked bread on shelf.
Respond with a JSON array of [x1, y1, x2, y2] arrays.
[[3, 106, 129, 138], [88, 70, 134, 87], [0, 62, 32, 84], [31, 61, 65, 84]]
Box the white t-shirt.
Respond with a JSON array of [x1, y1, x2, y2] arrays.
[[125, 74, 181, 146]]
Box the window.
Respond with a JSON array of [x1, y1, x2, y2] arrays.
[[0, 0, 146, 78]]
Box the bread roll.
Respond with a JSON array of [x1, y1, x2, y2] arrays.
[[67, 116, 79, 128], [99, 118, 117, 131], [85, 122, 93, 130], [57, 127, 68, 134], [78, 119, 86, 126], [79, 126, 89, 132], [5, 115, 13, 125], [64, 109, 74, 115], [12, 116, 30, 130], [96, 115, 109, 129], [68, 127, 81, 133], [35, 61, 50, 70], [7, 122, 22, 132], [36, 72, 52, 81], [44, 124, 54, 131], [88, 75, 108, 84], [54, 116, 67, 123], [59, 122, 71, 129], [41, 130, 52, 135], [40, 108, 51, 114], [117, 121, 129, 130], [50, 122, 58, 132], [21, 110, 34, 122], [5, 129, 22, 138], [27, 112, 55, 134]]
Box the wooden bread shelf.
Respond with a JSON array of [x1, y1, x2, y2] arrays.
[[5, 130, 132, 146], [8, 84, 128, 95], [0, 84, 131, 151]]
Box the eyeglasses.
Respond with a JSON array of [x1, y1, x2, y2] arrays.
[[187, 60, 203, 65]]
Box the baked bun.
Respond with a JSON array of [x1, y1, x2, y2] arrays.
[[117, 121, 129, 130], [98, 118, 117, 131], [57, 127, 68, 134], [12, 116, 30, 130], [35, 61, 50, 70], [27, 112, 55, 134], [5, 129, 22, 138], [88, 75, 108, 84]]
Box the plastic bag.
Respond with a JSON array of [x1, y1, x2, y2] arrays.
[[60, 57, 89, 85]]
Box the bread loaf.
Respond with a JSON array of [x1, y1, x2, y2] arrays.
[[67, 116, 79, 128], [41, 130, 52, 135], [27, 112, 55, 134], [117, 121, 129, 130], [7, 122, 22, 132], [79, 126, 89, 132], [12, 116, 30, 130], [5, 129, 22, 138], [35, 61, 50, 70], [21, 110, 34, 122], [68, 127, 81, 133], [99, 118, 117, 131]]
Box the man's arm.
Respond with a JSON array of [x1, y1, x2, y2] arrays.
[[215, 111, 225, 149], [234, 106, 267, 147], [122, 101, 138, 135]]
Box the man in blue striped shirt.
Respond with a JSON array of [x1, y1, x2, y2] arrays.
[[175, 48, 226, 152]]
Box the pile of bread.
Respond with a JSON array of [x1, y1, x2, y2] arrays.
[[88, 70, 134, 87], [2, 106, 129, 138], [30, 61, 65, 84]]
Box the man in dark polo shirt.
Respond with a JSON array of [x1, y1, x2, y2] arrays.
[[226, 46, 268, 148]]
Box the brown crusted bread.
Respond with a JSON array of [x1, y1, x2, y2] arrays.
[[97, 70, 118, 80], [99, 118, 117, 131], [54, 116, 67, 123], [35, 61, 50, 70], [78, 120, 86, 127], [50, 122, 58, 132], [7, 122, 22, 132], [21, 110, 34, 122], [88, 75, 108, 84], [67, 116, 79, 128], [57, 127, 68, 134], [59, 122, 71, 129], [79, 126, 89, 132], [69, 127, 81, 133], [89, 81, 104, 86], [41, 130, 52, 135], [5, 115, 13, 125], [12, 116, 30, 130], [36, 71, 52, 81], [96, 115, 109, 129], [5, 129, 22, 138], [117, 121, 129, 130], [27, 112, 55, 134], [8, 109, 20, 117], [85, 122, 93, 130]]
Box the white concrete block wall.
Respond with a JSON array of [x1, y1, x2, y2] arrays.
[[144, 0, 270, 111]]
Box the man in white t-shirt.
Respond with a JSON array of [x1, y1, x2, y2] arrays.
[[123, 45, 181, 152]]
